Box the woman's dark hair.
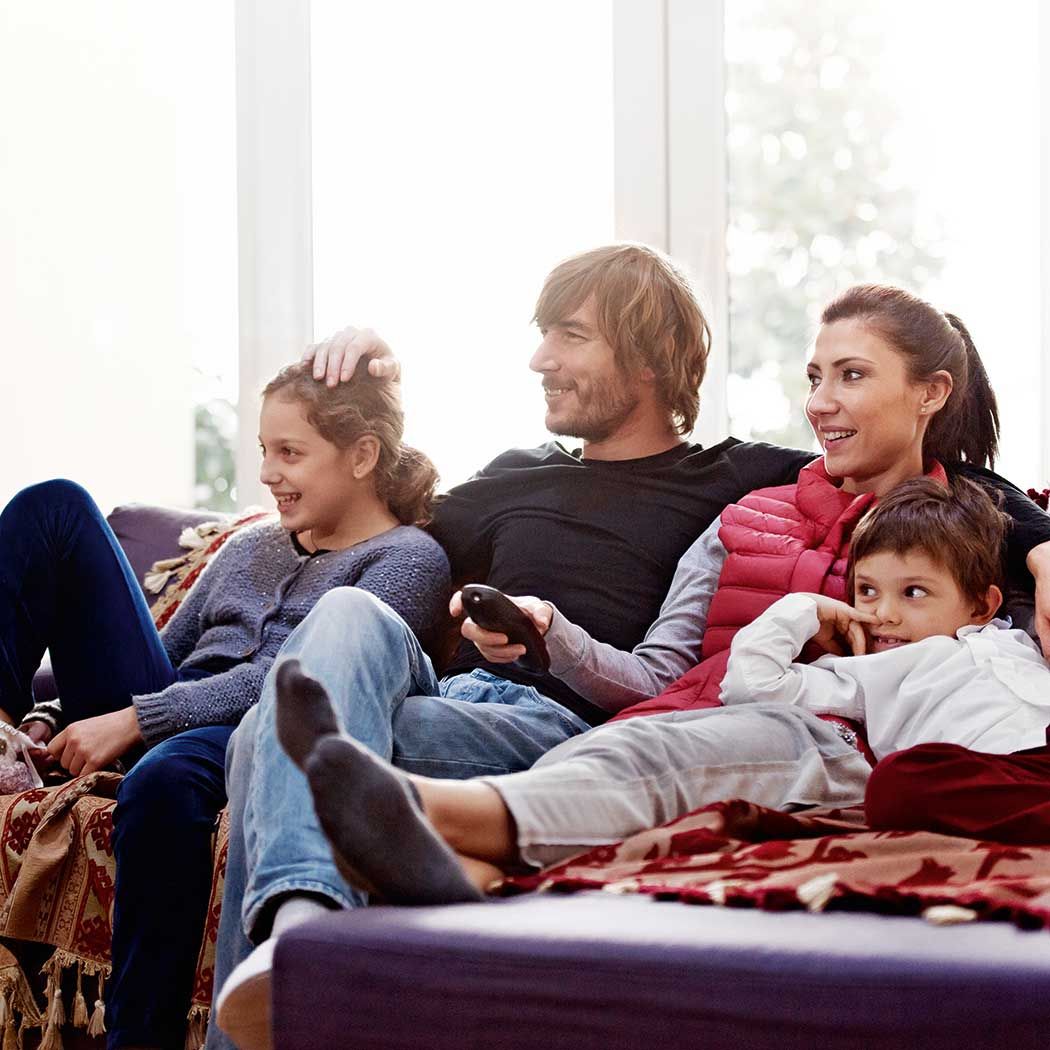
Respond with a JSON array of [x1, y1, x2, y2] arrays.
[[847, 476, 1008, 603], [821, 285, 999, 468], [263, 361, 439, 525]]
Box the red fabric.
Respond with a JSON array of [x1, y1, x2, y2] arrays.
[[499, 797, 1050, 930], [866, 742, 1050, 845], [612, 460, 950, 723]]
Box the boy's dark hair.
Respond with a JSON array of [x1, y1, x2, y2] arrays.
[[847, 477, 1009, 602]]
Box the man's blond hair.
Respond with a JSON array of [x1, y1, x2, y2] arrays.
[[533, 244, 711, 435]]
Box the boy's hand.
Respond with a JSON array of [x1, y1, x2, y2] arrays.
[[806, 595, 876, 657], [302, 326, 400, 386], [450, 590, 553, 663]]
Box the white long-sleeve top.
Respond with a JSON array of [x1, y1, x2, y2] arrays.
[[720, 593, 1050, 760]]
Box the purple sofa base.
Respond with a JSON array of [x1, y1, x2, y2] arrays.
[[272, 893, 1050, 1050]]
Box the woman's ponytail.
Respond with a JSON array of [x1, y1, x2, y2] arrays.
[[932, 314, 1000, 469]]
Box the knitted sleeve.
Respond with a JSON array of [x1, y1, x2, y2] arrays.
[[351, 531, 450, 640], [132, 528, 450, 748]]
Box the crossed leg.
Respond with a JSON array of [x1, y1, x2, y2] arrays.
[[275, 659, 515, 902]]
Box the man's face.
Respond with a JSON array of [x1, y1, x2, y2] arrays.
[[529, 299, 643, 443], [851, 548, 997, 653]]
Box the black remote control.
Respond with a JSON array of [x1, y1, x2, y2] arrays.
[[459, 584, 551, 674]]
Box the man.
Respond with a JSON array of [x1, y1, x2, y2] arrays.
[[206, 244, 820, 1047]]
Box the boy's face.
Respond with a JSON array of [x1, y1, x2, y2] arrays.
[[851, 549, 1000, 654]]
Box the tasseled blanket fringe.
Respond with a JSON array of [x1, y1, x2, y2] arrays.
[[24, 950, 211, 1047]]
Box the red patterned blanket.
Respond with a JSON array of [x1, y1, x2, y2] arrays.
[[499, 799, 1050, 930], [0, 775, 227, 1049]]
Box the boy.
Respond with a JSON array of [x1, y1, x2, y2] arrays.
[[264, 477, 1050, 907]]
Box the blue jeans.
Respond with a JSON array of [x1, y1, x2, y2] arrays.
[[108, 725, 235, 1050], [204, 588, 589, 1050], [0, 480, 225, 1049], [0, 479, 176, 720]]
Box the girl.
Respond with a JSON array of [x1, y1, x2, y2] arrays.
[[0, 359, 450, 1050]]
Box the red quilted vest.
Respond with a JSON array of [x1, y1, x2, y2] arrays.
[[610, 458, 948, 723]]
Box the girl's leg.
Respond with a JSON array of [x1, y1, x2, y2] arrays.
[[0, 480, 175, 722], [108, 725, 235, 1050]]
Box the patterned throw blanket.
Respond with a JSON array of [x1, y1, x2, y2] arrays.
[[499, 798, 1050, 930], [0, 775, 228, 1049]]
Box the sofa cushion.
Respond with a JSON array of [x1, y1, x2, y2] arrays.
[[272, 894, 1050, 1050]]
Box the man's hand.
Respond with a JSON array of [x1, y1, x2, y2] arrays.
[[48, 707, 143, 777], [806, 594, 875, 657], [302, 326, 400, 386], [450, 590, 553, 663], [1026, 540, 1050, 660]]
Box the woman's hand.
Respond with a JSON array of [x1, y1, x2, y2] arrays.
[[302, 326, 400, 386], [48, 707, 143, 777], [1026, 540, 1050, 660], [806, 594, 875, 657], [450, 591, 553, 663]]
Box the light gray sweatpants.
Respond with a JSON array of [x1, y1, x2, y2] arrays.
[[484, 702, 872, 868]]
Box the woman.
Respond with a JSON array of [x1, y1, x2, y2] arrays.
[[284, 284, 1048, 890], [0, 360, 450, 1050]]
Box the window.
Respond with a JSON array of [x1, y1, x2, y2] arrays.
[[2, 3, 237, 513], [725, 0, 1042, 484], [311, 0, 615, 487]]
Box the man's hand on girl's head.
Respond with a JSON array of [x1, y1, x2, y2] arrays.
[[302, 326, 401, 387], [806, 594, 876, 657]]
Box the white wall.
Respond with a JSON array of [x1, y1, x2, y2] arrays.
[[0, 2, 237, 514]]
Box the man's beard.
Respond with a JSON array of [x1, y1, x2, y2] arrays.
[[546, 377, 641, 443]]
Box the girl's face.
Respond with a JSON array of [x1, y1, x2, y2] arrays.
[[258, 394, 361, 540], [806, 319, 944, 496]]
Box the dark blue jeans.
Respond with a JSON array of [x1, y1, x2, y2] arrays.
[[0, 479, 175, 720], [0, 480, 230, 1049], [109, 724, 233, 1050]]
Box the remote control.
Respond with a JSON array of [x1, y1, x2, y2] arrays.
[[459, 584, 551, 674]]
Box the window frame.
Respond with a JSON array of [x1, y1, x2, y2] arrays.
[[233, 0, 1050, 500]]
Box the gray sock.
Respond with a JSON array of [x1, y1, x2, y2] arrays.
[[303, 733, 483, 906], [275, 657, 341, 769]]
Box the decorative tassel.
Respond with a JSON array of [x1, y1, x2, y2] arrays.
[[86, 1000, 105, 1037], [183, 1011, 207, 1050], [0, 991, 12, 1050], [38, 1019, 62, 1050], [86, 974, 105, 1038], [71, 966, 88, 1029]]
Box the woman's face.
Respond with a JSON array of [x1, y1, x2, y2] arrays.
[[258, 394, 360, 540], [805, 319, 934, 496]]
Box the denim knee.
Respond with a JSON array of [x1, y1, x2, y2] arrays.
[[113, 733, 229, 850], [6, 478, 94, 519]]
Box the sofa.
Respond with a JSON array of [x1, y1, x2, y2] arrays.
[[10, 502, 1050, 1050]]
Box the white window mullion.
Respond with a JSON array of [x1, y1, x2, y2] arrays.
[[1042, 2, 1050, 487], [612, 0, 728, 450], [234, 0, 314, 510]]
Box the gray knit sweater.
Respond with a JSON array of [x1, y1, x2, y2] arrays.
[[124, 521, 447, 747]]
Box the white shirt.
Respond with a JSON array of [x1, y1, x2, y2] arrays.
[[720, 593, 1050, 760]]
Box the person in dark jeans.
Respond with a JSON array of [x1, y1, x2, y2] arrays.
[[0, 362, 450, 1050]]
